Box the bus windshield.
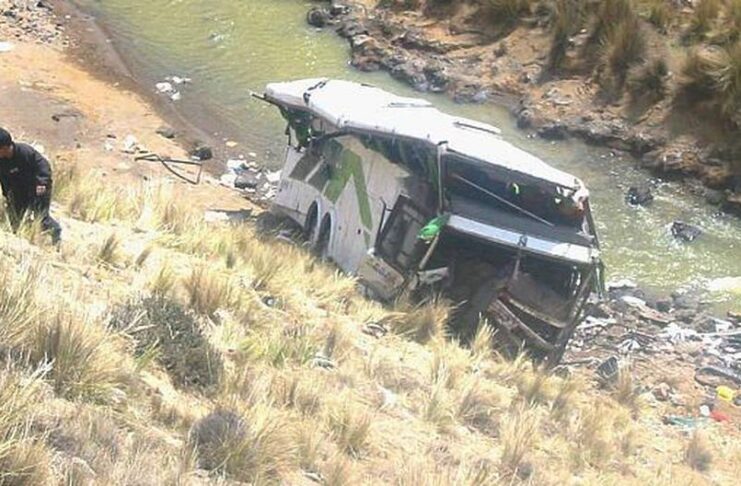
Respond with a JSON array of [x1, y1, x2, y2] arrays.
[[443, 154, 591, 235]]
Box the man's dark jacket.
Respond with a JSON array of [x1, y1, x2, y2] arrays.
[[0, 143, 52, 203]]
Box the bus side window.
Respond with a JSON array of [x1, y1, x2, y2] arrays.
[[289, 151, 321, 181]]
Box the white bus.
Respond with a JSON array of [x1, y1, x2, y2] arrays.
[[256, 79, 603, 363]]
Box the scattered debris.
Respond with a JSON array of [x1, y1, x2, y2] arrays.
[[596, 356, 621, 384], [190, 145, 213, 161], [122, 135, 140, 154], [312, 353, 336, 369], [156, 126, 177, 139], [0, 41, 14, 52]]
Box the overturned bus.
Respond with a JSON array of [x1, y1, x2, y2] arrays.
[[257, 78, 604, 364]]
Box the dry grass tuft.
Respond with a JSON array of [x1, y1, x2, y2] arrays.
[[470, 319, 495, 363], [456, 378, 504, 435], [0, 368, 51, 486], [599, 11, 647, 95], [0, 263, 41, 347], [640, 0, 674, 32], [679, 42, 741, 123], [390, 296, 451, 344], [188, 405, 295, 482], [270, 372, 323, 416], [322, 454, 358, 486], [500, 403, 540, 477], [423, 378, 455, 430], [689, 0, 721, 38], [183, 265, 234, 317], [327, 400, 372, 457], [547, 0, 587, 72], [149, 262, 176, 297], [97, 232, 122, 267], [685, 430, 713, 471], [628, 58, 669, 105], [517, 368, 557, 405], [610, 368, 644, 414], [30, 310, 130, 402]]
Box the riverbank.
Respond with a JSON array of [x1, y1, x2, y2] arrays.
[[311, 0, 741, 215]]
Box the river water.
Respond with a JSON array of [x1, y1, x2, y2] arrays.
[[73, 0, 741, 309]]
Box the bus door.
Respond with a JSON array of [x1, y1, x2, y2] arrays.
[[357, 195, 431, 300]]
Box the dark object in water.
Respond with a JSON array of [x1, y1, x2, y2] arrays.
[[671, 221, 702, 242], [626, 185, 653, 206]]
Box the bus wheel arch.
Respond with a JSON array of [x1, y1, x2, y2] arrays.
[[305, 202, 319, 241], [313, 213, 332, 258]]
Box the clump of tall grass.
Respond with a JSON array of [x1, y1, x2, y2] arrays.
[[688, 0, 721, 38], [598, 4, 647, 96], [678, 42, 741, 123], [388, 296, 451, 344], [640, 0, 674, 32], [64, 174, 138, 223], [96, 232, 122, 267], [110, 295, 223, 390], [684, 430, 713, 471], [0, 263, 41, 348], [188, 405, 295, 482], [546, 0, 587, 73], [627, 58, 669, 105], [0, 368, 51, 485], [327, 400, 372, 457], [242, 326, 317, 368], [183, 265, 235, 317], [499, 404, 540, 477], [456, 378, 505, 435], [30, 309, 130, 402]]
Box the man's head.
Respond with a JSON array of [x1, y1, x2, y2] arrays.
[[0, 128, 14, 159]]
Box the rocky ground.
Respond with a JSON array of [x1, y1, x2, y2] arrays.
[[308, 0, 741, 215]]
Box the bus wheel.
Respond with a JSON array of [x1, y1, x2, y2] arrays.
[[304, 204, 319, 243], [312, 215, 331, 260]]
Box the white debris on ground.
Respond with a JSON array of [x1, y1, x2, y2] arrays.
[[155, 75, 190, 102], [218, 154, 280, 204]]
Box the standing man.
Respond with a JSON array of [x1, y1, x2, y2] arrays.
[[0, 128, 61, 244]]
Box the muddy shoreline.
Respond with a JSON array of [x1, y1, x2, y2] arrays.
[[310, 0, 741, 216], [46, 0, 250, 173]]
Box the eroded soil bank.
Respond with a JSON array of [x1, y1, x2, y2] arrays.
[[310, 0, 741, 214]]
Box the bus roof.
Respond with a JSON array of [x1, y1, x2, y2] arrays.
[[264, 78, 585, 191]]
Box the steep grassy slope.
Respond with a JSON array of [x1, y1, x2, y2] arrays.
[[0, 153, 738, 485]]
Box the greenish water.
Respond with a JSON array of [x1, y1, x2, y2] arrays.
[[74, 0, 741, 308]]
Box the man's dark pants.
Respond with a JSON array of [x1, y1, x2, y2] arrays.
[[7, 191, 62, 243]]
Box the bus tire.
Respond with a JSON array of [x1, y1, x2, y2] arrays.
[[312, 215, 331, 260], [304, 203, 319, 242]]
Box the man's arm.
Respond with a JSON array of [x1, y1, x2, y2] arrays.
[[31, 148, 52, 195]]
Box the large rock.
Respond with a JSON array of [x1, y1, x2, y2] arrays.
[[306, 7, 330, 28], [671, 221, 702, 242], [626, 185, 654, 206], [537, 123, 568, 141], [234, 172, 260, 190]]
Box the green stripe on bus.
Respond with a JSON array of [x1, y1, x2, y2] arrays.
[[323, 140, 373, 231]]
